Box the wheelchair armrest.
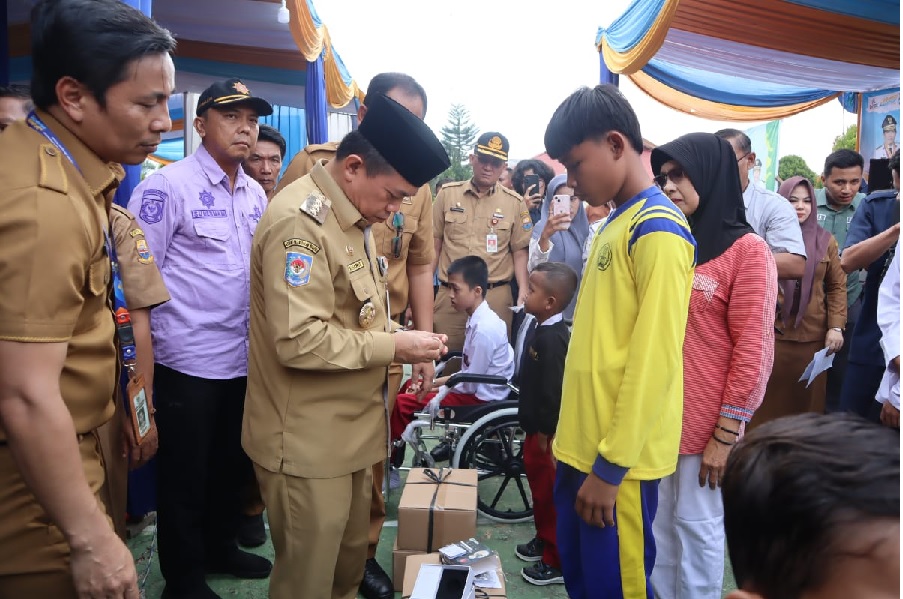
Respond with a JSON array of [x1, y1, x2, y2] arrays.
[[446, 372, 510, 388], [434, 352, 463, 377]]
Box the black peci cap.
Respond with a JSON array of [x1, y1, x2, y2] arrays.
[[357, 93, 450, 187]]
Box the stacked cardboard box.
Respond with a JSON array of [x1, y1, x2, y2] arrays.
[[391, 468, 478, 591]]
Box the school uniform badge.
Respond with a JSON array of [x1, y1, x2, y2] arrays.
[[284, 251, 313, 287]]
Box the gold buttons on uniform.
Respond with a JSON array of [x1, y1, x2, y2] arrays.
[[44, 147, 56, 156]]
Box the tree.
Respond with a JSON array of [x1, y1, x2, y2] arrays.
[[436, 104, 478, 185], [833, 125, 857, 152], [778, 154, 818, 184]]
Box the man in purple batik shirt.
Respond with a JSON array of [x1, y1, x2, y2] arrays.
[[127, 78, 273, 599]]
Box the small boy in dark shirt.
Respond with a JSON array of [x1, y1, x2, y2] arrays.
[[514, 262, 578, 586]]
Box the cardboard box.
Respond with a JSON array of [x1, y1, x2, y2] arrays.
[[403, 553, 507, 598], [397, 468, 478, 552], [392, 539, 426, 592]]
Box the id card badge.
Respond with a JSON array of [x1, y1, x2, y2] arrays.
[[125, 372, 152, 441], [486, 233, 499, 253]]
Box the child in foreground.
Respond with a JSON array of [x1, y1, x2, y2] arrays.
[[514, 262, 578, 586]]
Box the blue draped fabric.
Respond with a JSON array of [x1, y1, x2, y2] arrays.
[[595, 0, 666, 52], [840, 92, 861, 114], [113, 0, 154, 208], [0, 3, 8, 86], [643, 58, 835, 107], [599, 54, 620, 87], [782, 0, 899, 24], [262, 105, 307, 176], [305, 53, 328, 145]]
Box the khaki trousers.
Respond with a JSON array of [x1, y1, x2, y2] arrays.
[[433, 284, 514, 352], [256, 464, 372, 599], [367, 362, 404, 558], [97, 406, 128, 540], [0, 433, 110, 599]]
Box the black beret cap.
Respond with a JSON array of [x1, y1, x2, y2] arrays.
[[357, 93, 450, 187]]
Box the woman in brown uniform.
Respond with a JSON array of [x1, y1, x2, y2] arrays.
[[750, 176, 847, 428]]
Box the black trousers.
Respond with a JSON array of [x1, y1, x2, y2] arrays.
[[155, 364, 252, 591], [825, 296, 863, 413]]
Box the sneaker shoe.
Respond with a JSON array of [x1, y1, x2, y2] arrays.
[[521, 561, 564, 586], [515, 537, 544, 562], [388, 467, 402, 490]]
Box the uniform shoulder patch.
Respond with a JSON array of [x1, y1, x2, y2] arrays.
[[442, 181, 466, 189], [285, 251, 313, 287], [135, 238, 154, 264], [283, 238, 321, 254], [306, 142, 340, 154], [299, 192, 331, 225]]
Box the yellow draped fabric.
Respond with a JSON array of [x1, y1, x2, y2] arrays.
[[287, 0, 362, 108], [629, 70, 840, 121], [598, 0, 681, 74]]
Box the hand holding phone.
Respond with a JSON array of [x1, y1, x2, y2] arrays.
[[523, 174, 541, 197], [551, 194, 571, 216]]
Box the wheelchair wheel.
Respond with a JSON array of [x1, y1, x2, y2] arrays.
[[452, 407, 533, 523]]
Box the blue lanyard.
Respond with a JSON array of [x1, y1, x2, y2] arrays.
[[26, 111, 137, 370]]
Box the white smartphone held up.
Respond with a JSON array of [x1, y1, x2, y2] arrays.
[[551, 194, 571, 217]]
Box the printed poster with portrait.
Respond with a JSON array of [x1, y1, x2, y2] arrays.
[[859, 88, 900, 167]]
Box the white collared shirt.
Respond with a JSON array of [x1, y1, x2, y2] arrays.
[[876, 241, 900, 409], [459, 301, 515, 402]]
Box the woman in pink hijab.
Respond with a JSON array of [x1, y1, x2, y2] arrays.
[[750, 176, 847, 428]]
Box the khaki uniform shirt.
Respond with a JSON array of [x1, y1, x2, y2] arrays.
[[277, 143, 434, 318], [110, 204, 170, 310], [433, 180, 532, 283], [0, 110, 123, 438], [243, 161, 396, 479]]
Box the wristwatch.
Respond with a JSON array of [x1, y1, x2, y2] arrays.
[[830, 327, 843, 333]]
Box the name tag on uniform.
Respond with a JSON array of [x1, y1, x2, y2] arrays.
[[486, 233, 498, 253]]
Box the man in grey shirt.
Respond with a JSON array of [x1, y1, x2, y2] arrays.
[[716, 129, 806, 279]]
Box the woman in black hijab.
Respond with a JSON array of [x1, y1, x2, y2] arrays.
[[648, 133, 778, 599]]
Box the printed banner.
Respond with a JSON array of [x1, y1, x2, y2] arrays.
[[744, 120, 781, 191], [859, 88, 900, 163]]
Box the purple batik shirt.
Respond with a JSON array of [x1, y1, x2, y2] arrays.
[[127, 144, 267, 380]]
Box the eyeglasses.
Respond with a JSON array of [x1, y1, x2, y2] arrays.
[[654, 166, 687, 189], [736, 152, 752, 163], [391, 211, 404, 259]]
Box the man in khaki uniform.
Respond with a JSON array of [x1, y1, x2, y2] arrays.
[[275, 72, 433, 599], [242, 93, 450, 599], [98, 204, 170, 540], [0, 1, 175, 597], [433, 132, 532, 350]]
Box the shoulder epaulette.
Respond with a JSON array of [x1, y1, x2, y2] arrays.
[[36, 143, 68, 195], [443, 180, 466, 189], [304, 142, 340, 154], [299, 191, 331, 225], [500, 185, 525, 202]]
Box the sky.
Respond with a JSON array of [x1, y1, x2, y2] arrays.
[[314, 0, 856, 175]]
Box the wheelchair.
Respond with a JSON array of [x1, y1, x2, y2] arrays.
[[396, 355, 533, 523]]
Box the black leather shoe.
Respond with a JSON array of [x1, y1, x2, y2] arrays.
[[161, 583, 222, 599], [237, 513, 267, 548], [430, 442, 452, 463], [206, 548, 272, 579], [358, 557, 393, 599]]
